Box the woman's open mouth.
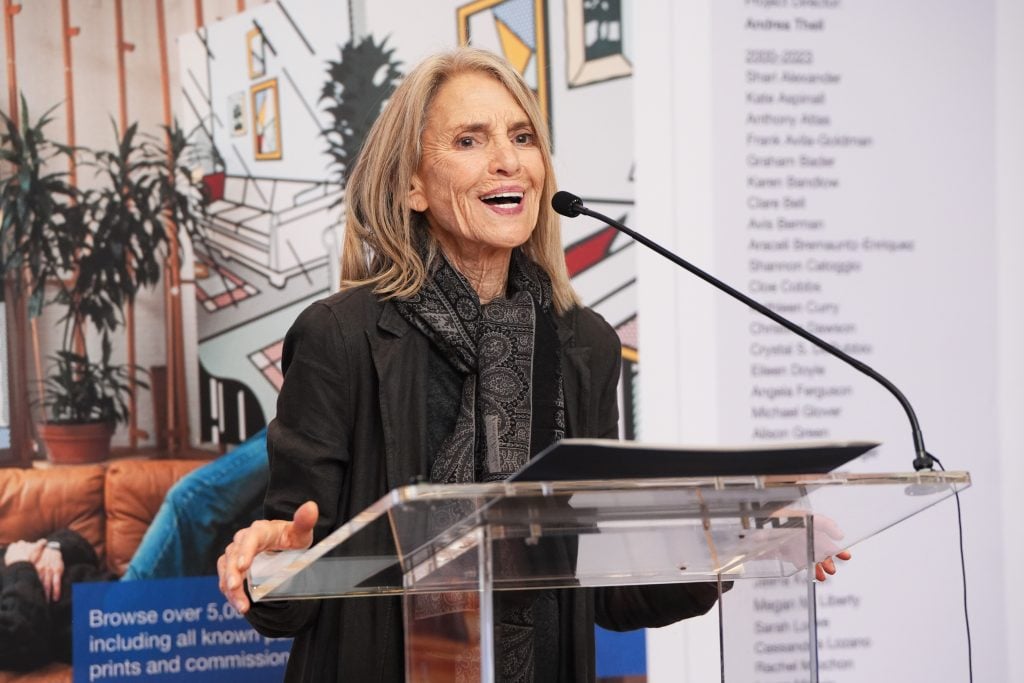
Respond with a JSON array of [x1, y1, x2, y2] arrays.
[[480, 191, 524, 206]]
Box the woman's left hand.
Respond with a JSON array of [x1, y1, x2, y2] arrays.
[[814, 550, 852, 582], [808, 514, 852, 582], [34, 545, 65, 602], [757, 510, 852, 582]]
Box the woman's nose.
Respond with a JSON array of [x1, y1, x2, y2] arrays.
[[489, 139, 521, 175]]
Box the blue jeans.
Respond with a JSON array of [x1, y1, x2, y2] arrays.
[[122, 428, 269, 580]]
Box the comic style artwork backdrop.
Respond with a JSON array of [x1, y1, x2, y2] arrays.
[[176, 0, 640, 450]]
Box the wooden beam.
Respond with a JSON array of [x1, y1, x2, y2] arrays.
[[4, 0, 19, 127], [114, 0, 129, 132], [60, 0, 77, 186], [113, 0, 145, 449], [155, 0, 189, 453], [59, 0, 86, 379]]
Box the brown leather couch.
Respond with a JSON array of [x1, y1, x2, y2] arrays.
[[0, 459, 207, 683]]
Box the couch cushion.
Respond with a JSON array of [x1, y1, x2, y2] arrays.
[[0, 662, 70, 683], [0, 465, 106, 560], [103, 459, 206, 576]]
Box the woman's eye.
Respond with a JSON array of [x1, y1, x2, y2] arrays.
[[457, 136, 476, 148], [514, 132, 534, 145]]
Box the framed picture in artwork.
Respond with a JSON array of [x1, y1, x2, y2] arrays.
[[247, 27, 267, 79], [251, 79, 282, 160], [565, 0, 632, 87]]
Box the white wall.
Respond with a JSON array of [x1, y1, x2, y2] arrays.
[[996, 0, 1024, 681], [636, 1, 1022, 681], [635, 3, 724, 679]]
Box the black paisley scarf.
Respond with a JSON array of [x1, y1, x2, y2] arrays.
[[395, 247, 566, 484], [396, 244, 566, 682]]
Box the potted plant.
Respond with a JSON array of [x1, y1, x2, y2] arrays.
[[1, 100, 213, 463], [34, 120, 177, 463], [35, 339, 137, 463]]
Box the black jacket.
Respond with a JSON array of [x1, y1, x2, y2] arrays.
[[245, 287, 722, 682], [0, 529, 113, 671]]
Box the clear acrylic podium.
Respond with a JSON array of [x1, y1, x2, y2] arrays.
[[248, 468, 969, 682]]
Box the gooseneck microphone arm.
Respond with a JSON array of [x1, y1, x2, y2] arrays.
[[552, 190, 935, 471]]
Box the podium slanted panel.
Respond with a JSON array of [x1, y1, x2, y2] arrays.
[[247, 440, 968, 682]]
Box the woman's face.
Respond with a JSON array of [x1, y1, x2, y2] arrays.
[[409, 71, 545, 255]]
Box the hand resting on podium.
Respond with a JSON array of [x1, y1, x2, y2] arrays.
[[741, 509, 851, 582], [798, 511, 852, 581]]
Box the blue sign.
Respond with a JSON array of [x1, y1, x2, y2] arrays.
[[595, 626, 647, 677], [73, 576, 291, 682]]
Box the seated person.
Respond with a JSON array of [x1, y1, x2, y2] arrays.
[[0, 529, 113, 671], [0, 430, 269, 673]]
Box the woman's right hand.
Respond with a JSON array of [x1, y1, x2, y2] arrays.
[[217, 500, 319, 615]]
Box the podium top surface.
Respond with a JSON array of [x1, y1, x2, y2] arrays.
[[248, 469, 970, 602]]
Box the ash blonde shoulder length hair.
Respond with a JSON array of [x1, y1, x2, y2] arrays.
[[340, 47, 580, 314]]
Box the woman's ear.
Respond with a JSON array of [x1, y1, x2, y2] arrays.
[[408, 173, 428, 212]]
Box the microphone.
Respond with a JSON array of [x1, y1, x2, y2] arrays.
[[551, 191, 584, 218], [552, 190, 936, 471]]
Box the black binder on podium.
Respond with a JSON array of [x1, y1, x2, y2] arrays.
[[511, 438, 878, 481]]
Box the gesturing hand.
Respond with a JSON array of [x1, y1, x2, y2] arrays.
[[217, 500, 319, 615]]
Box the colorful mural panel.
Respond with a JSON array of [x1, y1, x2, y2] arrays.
[[178, 0, 639, 477], [457, 0, 551, 125]]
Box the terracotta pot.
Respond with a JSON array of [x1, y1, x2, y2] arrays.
[[37, 421, 114, 464]]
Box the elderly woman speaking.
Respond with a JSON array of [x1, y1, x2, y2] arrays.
[[218, 48, 722, 682]]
